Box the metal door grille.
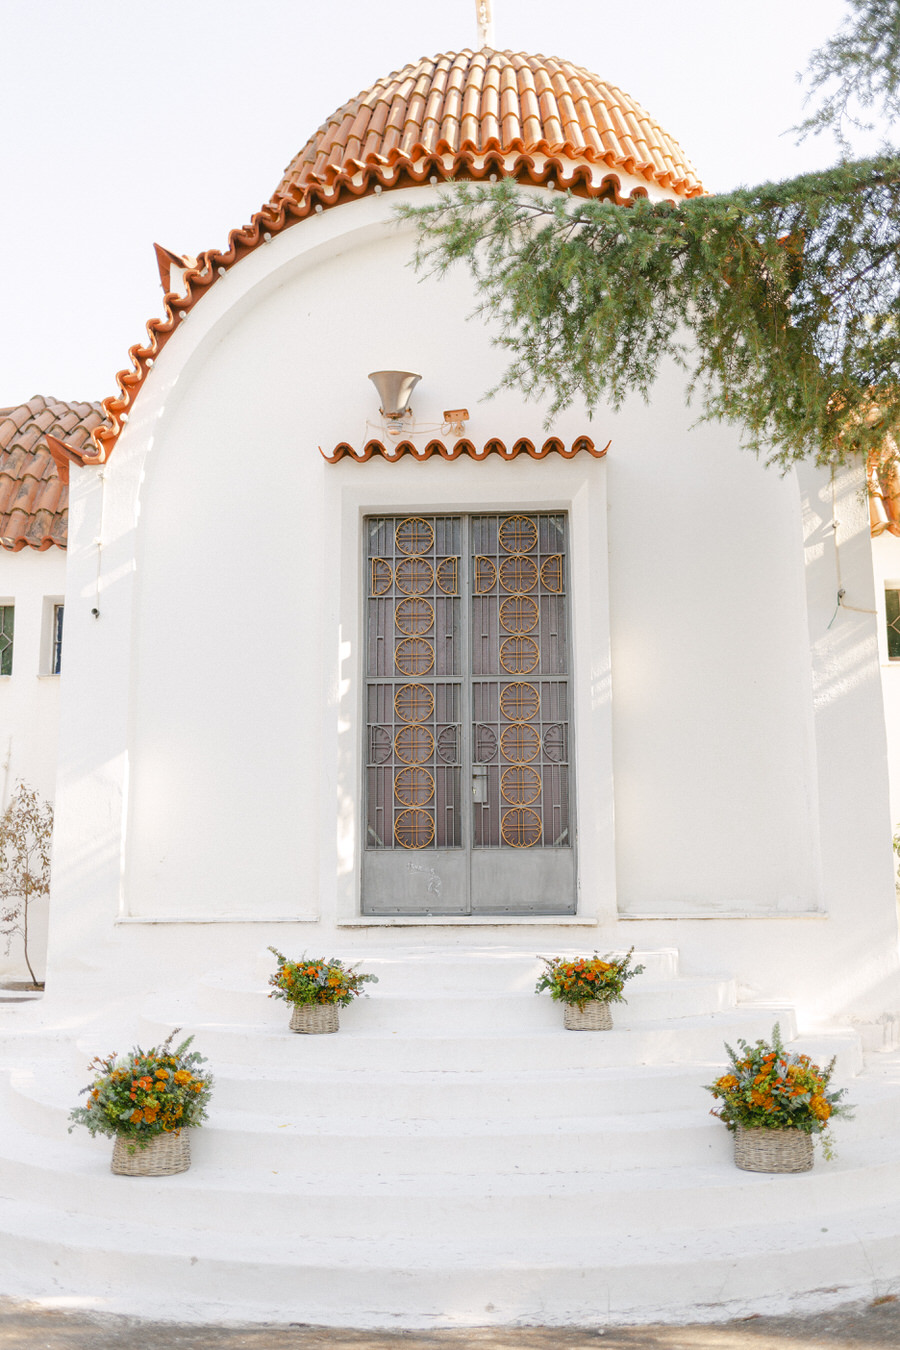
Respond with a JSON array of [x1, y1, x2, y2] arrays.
[[363, 512, 574, 913], [365, 516, 462, 851], [470, 513, 570, 850]]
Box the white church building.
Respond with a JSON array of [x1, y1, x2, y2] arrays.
[[2, 44, 900, 1329]]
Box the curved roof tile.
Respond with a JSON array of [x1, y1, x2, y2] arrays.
[[274, 50, 703, 201]]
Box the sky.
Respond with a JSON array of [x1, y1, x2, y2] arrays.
[[0, 0, 881, 406]]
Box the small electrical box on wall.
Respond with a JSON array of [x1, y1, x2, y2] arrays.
[[443, 409, 470, 437]]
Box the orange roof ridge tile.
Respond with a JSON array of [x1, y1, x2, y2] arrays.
[[85, 150, 650, 465], [320, 436, 609, 463]]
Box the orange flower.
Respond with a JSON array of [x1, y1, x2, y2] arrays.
[[143, 1108, 158, 1124], [173, 1070, 192, 1086], [130, 1109, 143, 1124], [155, 1069, 169, 1081], [138, 1076, 153, 1091]]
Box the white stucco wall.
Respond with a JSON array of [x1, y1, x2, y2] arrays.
[[0, 543, 66, 981], [46, 187, 900, 1027]]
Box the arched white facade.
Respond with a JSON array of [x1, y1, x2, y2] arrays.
[[49, 187, 900, 1028]]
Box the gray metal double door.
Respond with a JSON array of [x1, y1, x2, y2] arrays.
[[362, 512, 576, 915]]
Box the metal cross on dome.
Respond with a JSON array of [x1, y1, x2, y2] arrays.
[[477, 0, 494, 49]]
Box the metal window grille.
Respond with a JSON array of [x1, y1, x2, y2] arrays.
[[0, 606, 13, 676], [52, 604, 64, 674], [887, 588, 900, 660]]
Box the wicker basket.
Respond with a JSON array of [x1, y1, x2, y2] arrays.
[[564, 1001, 613, 1031], [734, 1126, 814, 1173], [290, 1003, 340, 1034], [111, 1130, 190, 1177]]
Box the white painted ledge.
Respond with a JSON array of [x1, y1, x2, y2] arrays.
[[115, 915, 321, 925], [338, 915, 600, 927], [619, 911, 827, 920]]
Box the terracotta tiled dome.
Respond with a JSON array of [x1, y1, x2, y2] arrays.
[[274, 50, 703, 201]]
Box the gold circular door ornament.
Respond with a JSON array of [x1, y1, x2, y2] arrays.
[[541, 555, 563, 593], [500, 635, 539, 674], [395, 724, 435, 765], [395, 597, 434, 635], [395, 638, 435, 676], [474, 556, 497, 594], [436, 557, 458, 594], [371, 559, 392, 595], [500, 765, 542, 805], [499, 595, 539, 634], [394, 808, 435, 849], [499, 515, 538, 554], [394, 766, 435, 807], [499, 555, 538, 594], [395, 557, 434, 595], [395, 516, 434, 556], [499, 682, 540, 722], [501, 807, 542, 848], [499, 723, 541, 763], [394, 683, 434, 724]]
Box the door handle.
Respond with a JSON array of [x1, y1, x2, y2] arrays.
[[472, 765, 488, 803]]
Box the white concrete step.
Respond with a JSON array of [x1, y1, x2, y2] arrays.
[[205, 1061, 721, 1119], [197, 976, 738, 1028], [136, 1002, 802, 1072], [0, 949, 884, 1329], [246, 946, 682, 992], [0, 1190, 898, 1327], [0, 1107, 897, 1240]]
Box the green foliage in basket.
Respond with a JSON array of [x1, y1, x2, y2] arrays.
[[68, 1028, 213, 1151], [535, 948, 645, 1010], [705, 1022, 853, 1149], [268, 947, 378, 1008]]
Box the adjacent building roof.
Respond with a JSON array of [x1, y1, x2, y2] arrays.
[[0, 396, 105, 550], [275, 50, 703, 201]]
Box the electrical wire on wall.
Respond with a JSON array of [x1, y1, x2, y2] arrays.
[[92, 468, 107, 620], [827, 469, 877, 629]]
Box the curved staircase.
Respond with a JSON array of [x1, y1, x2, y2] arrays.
[[0, 946, 898, 1328]]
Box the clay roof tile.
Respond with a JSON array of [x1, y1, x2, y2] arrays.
[[0, 396, 106, 550]]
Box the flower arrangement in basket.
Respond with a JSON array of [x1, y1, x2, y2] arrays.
[[268, 947, 378, 1034], [705, 1023, 853, 1173], [535, 948, 645, 1030], [68, 1029, 213, 1176]]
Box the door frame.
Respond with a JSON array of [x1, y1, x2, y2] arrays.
[[326, 455, 617, 926]]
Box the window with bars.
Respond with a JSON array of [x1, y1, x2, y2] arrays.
[[51, 604, 64, 675], [887, 588, 900, 660], [0, 605, 13, 676]]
